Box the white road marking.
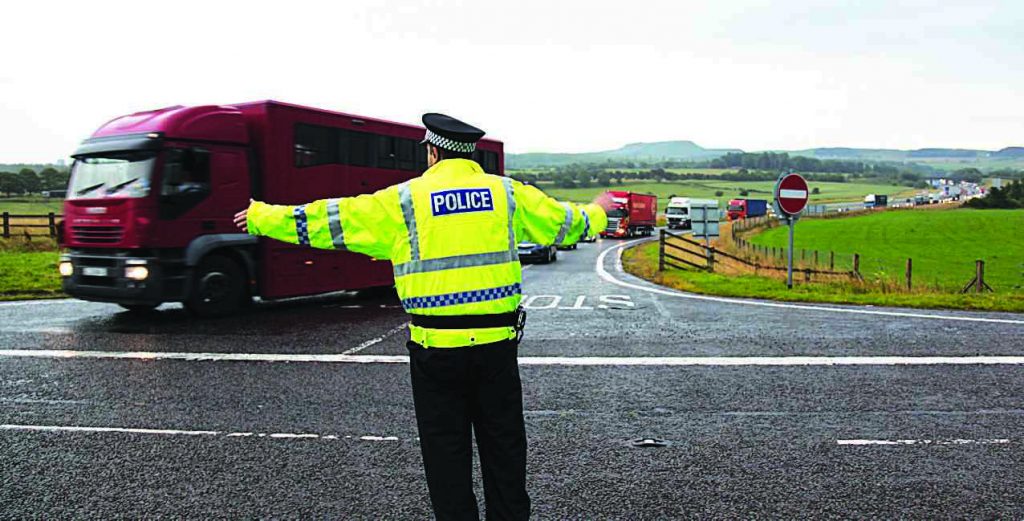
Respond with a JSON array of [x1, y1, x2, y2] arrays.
[[0, 423, 407, 442], [837, 438, 1011, 446], [5, 349, 1024, 366], [0, 299, 77, 308], [595, 238, 1024, 325], [341, 322, 410, 355]]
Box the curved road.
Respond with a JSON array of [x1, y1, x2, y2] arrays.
[[1, 238, 1023, 518]]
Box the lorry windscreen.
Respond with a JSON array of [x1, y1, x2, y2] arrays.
[[68, 151, 156, 200], [606, 208, 627, 218], [665, 207, 687, 215], [727, 204, 744, 211]]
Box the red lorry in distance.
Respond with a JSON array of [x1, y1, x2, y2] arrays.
[[58, 101, 504, 316], [726, 198, 768, 221], [599, 191, 657, 238]]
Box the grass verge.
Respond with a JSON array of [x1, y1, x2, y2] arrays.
[[0, 238, 64, 300], [622, 240, 1024, 313]]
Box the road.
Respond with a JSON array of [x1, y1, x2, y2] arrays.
[[2, 237, 1024, 518]]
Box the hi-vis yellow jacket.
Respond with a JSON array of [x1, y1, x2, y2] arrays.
[[246, 158, 607, 348]]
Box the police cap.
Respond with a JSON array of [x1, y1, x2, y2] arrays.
[[421, 113, 485, 153]]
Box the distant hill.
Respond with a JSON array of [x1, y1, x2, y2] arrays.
[[508, 142, 1024, 169], [507, 141, 742, 168]]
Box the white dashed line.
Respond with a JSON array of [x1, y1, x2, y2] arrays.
[[5, 349, 1024, 366], [595, 238, 1024, 325], [341, 322, 410, 355], [0, 423, 407, 442], [837, 438, 1011, 446]]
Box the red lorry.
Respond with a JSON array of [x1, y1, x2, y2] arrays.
[[599, 191, 657, 238], [58, 101, 503, 316]]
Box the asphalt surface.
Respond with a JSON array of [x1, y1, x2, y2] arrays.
[[2, 236, 1024, 519]]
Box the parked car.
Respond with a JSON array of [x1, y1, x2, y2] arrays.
[[518, 242, 557, 263]]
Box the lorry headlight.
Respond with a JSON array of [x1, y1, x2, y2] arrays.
[[124, 259, 149, 281], [58, 261, 73, 277]]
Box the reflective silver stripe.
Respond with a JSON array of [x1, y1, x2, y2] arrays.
[[553, 202, 573, 245], [501, 177, 517, 252], [326, 198, 346, 250], [398, 182, 420, 260], [393, 250, 517, 277]]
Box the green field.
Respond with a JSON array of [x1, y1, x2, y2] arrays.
[[623, 240, 1024, 312], [536, 180, 918, 207], [0, 197, 64, 214], [748, 208, 1024, 291]]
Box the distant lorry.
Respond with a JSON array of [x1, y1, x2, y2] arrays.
[[665, 197, 718, 230], [864, 194, 889, 208], [56, 101, 505, 316], [599, 191, 657, 238], [726, 198, 768, 220]]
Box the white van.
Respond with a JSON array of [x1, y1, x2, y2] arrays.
[[665, 197, 719, 230]]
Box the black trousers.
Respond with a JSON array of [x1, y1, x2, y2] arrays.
[[407, 339, 531, 521]]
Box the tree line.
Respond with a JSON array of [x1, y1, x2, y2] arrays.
[[0, 167, 70, 197], [964, 179, 1024, 209]]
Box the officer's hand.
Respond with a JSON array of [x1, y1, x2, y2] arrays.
[[233, 199, 255, 233]]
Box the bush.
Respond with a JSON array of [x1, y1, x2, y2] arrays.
[[715, 190, 724, 197]]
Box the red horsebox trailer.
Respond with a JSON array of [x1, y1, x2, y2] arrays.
[[58, 101, 504, 316]]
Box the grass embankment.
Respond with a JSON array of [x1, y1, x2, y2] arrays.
[[0, 239, 63, 300], [0, 197, 64, 214], [748, 208, 1024, 292], [538, 180, 917, 207], [623, 240, 1024, 312]]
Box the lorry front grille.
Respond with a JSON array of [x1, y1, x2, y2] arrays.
[[72, 226, 124, 244], [606, 218, 620, 232]]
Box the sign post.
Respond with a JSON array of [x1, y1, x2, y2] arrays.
[[774, 172, 809, 289]]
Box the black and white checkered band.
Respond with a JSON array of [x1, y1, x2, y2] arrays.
[[424, 129, 476, 153]]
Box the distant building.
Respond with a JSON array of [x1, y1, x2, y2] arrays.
[[992, 178, 1003, 189]]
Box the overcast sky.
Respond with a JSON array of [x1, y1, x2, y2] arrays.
[[1, 0, 1022, 162]]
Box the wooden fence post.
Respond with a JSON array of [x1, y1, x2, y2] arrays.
[[658, 229, 665, 272], [829, 251, 834, 271], [976, 260, 984, 294], [905, 258, 912, 290], [814, 250, 819, 266], [708, 247, 716, 272], [2, 212, 8, 239], [48, 212, 57, 238], [853, 253, 860, 278]]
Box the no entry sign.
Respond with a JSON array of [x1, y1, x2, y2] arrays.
[[775, 173, 809, 216]]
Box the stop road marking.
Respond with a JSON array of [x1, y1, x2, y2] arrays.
[[522, 295, 635, 310]]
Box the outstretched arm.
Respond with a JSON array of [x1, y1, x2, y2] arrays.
[[233, 186, 403, 260], [511, 181, 607, 246]]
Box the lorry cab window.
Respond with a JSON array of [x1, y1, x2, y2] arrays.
[[607, 208, 627, 218], [665, 207, 687, 215], [68, 151, 157, 200]]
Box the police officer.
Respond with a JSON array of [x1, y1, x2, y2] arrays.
[[233, 113, 606, 520]]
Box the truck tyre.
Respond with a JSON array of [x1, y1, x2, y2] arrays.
[[118, 303, 160, 313], [185, 254, 245, 318]]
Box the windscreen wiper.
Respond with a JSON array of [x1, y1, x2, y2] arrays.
[[75, 182, 105, 196], [105, 177, 139, 195]]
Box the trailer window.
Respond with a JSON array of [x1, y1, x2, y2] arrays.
[[344, 130, 371, 167], [294, 123, 336, 167], [375, 135, 396, 169], [415, 144, 428, 171], [396, 138, 416, 171]]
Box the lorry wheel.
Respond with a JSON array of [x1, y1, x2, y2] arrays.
[[119, 303, 160, 313], [185, 254, 245, 318]]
